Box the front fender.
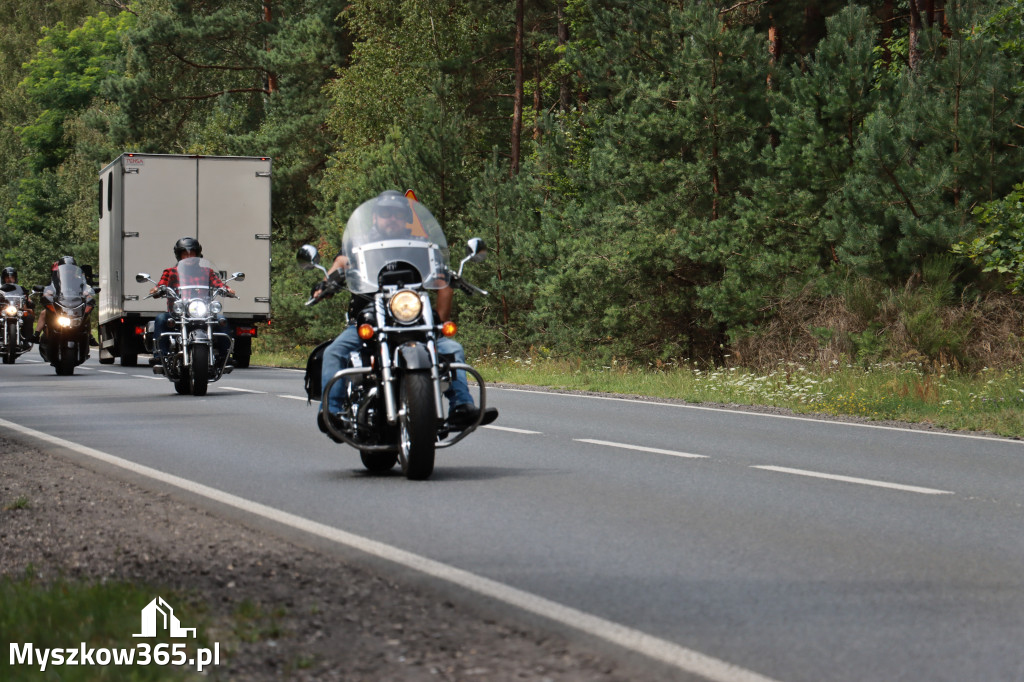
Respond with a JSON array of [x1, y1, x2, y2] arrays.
[[395, 341, 433, 370]]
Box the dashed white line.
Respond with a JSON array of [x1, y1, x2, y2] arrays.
[[751, 465, 954, 495], [574, 439, 708, 459], [484, 425, 542, 434], [219, 386, 267, 394], [96, 370, 125, 375], [278, 394, 309, 401]]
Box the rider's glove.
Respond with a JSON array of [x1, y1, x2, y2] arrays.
[[310, 281, 330, 300]]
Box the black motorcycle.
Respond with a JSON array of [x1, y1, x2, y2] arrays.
[[136, 257, 242, 396], [0, 283, 33, 364], [299, 196, 492, 480], [34, 263, 97, 376]]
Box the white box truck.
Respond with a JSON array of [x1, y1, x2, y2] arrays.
[[97, 153, 272, 367]]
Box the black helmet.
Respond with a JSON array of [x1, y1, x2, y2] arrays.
[[373, 190, 413, 222], [1, 267, 15, 282], [57, 256, 75, 266], [174, 237, 202, 260]]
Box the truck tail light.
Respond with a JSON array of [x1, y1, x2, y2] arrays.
[[235, 326, 257, 337]]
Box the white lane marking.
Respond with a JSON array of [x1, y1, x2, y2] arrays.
[[132, 375, 164, 381], [96, 370, 125, 375], [0, 418, 780, 682], [483, 425, 542, 434], [278, 394, 309, 401], [575, 438, 708, 459], [493, 386, 1024, 446], [219, 386, 267, 394], [751, 465, 954, 495]]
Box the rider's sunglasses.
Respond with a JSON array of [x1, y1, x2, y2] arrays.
[[376, 207, 407, 220]]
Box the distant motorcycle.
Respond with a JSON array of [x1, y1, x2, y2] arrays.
[[34, 263, 97, 376], [136, 257, 242, 396], [0, 284, 33, 364], [298, 195, 493, 480]]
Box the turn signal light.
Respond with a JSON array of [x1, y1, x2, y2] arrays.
[[357, 324, 375, 340], [441, 321, 457, 337]]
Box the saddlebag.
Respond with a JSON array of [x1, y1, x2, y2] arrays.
[[304, 340, 332, 403]]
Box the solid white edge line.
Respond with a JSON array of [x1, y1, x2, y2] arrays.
[[493, 386, 1023, 446], [219, 387, 267, 394], [575, 438, 708, 459], [0, 416, 782, 682], [751, 465, 954, 495]]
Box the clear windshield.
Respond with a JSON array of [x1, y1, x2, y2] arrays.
[[174, 257, 222, 302], [53, 264, 94, 307], [0, 283, 27, 306], [341, 197, 450, 295]]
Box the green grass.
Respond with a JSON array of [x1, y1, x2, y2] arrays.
[[0, 572, 210, 681], [253, 341, 1024, 437]]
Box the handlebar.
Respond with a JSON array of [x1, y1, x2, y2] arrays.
[[451, 274, 489, 297]]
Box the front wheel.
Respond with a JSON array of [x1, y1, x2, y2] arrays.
[[55, 340, 76, 376], [397, 372, 437, 480], [190, 344, 210, 396], [360, 450, 398, 473]]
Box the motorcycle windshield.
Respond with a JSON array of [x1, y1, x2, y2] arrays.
[[0, 283, 26, 307], [52, 264, 93, 308], [174, 257, 220, 302], [342, 197, 450, 295]]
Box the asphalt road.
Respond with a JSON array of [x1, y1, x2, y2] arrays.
[[2, 355, 1023, 682]]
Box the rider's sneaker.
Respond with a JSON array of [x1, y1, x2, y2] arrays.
[[449, 404, 498, 430]]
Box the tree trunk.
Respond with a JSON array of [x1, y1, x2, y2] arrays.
[[263, 1, 277, 94], [908, 0, 923, 72], [557, 1, 570, 113], [510, 0, 525, 176]]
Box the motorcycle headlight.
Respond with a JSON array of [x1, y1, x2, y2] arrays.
[[173, 300, 186, 315], [3, 304, 16, 317], [187, 300, 209, 318], [389, 290, 422, 324], [209, 301, 222, 314], [57, 315, 72, 328]]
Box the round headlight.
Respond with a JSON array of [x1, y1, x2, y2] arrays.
[[173, 300, 186, 315], [187, 300, 209, 318], [209, 301, 222, 314], [389, 290, 422, 324], [3, 304, 17, 317]]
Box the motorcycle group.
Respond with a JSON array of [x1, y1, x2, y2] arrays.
[[2, 191, 497, 479]]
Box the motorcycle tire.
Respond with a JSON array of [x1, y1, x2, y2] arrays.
[[3, 350, 15, 365], [56, 342, 75, 376], [190, 345, 210, 396], [174, 375, 191, 395], [398, 372, 437, 480], [360, 450, 398, 473]]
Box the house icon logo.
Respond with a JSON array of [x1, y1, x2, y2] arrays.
[[133, 597, 197, 638]]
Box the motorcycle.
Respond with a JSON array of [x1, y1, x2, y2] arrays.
[[0, 283, 33, 364], [136, 257, 243, 396], [34, 263, 97, 375], [298, 196, 492, 480]]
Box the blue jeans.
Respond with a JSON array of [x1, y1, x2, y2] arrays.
[[321, 325, 473, 415]]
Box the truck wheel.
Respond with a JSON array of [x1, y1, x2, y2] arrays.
[[119, 329, 138, 366], [232, 337, 251, 368]]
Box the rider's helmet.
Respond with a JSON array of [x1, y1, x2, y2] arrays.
[[373, 190, 413, 223], [1, 267, 16, 283], [173, 237, 203, 260], [57, 256, 75, 266]]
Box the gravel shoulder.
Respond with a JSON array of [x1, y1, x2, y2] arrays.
[[0, 435, 660, 682]]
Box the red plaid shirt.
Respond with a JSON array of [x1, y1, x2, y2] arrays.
[[157, 265, 227, 311]]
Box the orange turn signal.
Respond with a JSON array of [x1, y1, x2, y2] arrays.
[[357, 324, 375, 340], [441, 321, 457, 337]]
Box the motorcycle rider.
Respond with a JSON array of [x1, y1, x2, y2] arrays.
[[1, 266, 34, 347], [318, 190, 498, 434], [149, 237, 236, 364], [35, 257, 91, 340]]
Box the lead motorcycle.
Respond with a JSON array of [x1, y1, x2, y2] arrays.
[[136, 257, 242, 396], [0, 283, 33, 364], [34, 262, 97, 375], [298, 196, 491, 480]]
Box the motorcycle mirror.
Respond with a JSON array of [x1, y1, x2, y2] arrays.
[[231, 272, 245, 282], [136, 273, 151, 283], [296, 244, 321, 270], [465, 238, 488, 263]]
